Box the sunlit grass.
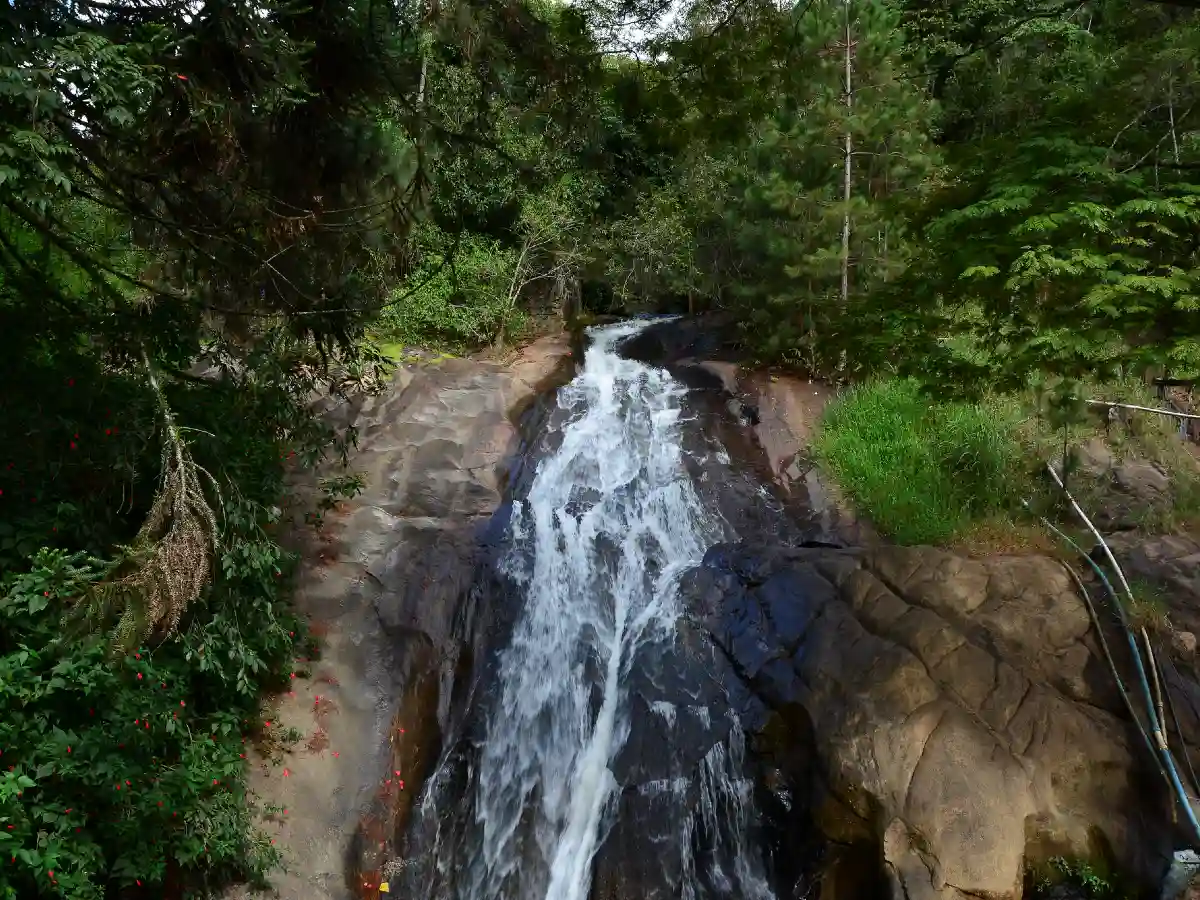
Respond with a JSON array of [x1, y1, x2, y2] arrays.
[[813, 379, 1026, 545]]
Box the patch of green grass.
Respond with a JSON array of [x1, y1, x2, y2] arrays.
[[814, 379, 1025, 545], [1124, 577, 1172, 633]]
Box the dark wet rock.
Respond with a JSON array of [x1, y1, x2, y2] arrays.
[[680, 542, 1187, 900], [617, 313, 741, 367], [617, 316, 868, 545]]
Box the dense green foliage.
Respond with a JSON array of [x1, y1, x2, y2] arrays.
[[0, 0, 599, 895], [390, 0, 1200, 387], [4, 0, 1200, 893]]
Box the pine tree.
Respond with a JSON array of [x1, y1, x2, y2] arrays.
[[730, 0, 937, 370]]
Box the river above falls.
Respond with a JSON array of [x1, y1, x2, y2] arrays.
[[388, 320, 818, 900]]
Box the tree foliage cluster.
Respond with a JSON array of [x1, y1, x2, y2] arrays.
[[571, 0, 1200, 390], [0, 0, 602, 895], [395, 0, 1200, 393]]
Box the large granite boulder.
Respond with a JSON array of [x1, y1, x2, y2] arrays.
[[681, 543, 1183, 900]]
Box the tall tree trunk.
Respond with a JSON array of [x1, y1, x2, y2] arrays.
[[840, 0, 853, 308]]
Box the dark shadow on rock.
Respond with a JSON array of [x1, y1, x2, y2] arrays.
[[617, 313, 742, 368]]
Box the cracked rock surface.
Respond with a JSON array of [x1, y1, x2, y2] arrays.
[[681, 542, 1176, 900]]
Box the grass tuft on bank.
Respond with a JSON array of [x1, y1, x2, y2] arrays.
[[813, 379, 1023, 545], [814, 375, 1200, 548]]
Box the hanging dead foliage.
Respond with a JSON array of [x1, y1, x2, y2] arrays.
[[69, 356, 220, 652]]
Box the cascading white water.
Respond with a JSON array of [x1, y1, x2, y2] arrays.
[[467, 320, 722, 900], [409, 320, 780, 900]]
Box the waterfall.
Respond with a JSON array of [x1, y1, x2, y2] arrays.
[[400, 320, 779, 900]]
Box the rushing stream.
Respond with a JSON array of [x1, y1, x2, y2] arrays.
[[395, 320, 787, 900]]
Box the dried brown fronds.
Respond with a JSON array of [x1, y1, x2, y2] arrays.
[[70, 352, 220, 652]]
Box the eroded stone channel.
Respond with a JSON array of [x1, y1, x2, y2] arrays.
[[252, 317, 1198, 900]]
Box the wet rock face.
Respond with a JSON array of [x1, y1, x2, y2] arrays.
[[269, 336, 572, 899], [616, 316, 870, 546], [618, 313, 742, 367], [680, 543, 1179, 900]]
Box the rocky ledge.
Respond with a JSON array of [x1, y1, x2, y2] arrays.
[[682, 541, 1187, 900], [225, 335, 572, 900]]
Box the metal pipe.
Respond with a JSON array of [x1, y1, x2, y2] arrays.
[[1027, 503, 1164, 778], [1085, 399, 1200, 421], [1038, 468, 1200, 843]]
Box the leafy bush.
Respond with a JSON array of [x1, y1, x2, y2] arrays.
[[376, 225, 521, 352], [0, 306, 347, 897], [1026, 856, 1130, 900], [814, 378, 1024, 544], [0, 510, 305, 899]]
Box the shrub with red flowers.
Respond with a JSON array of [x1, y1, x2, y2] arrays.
[[0, 306, 367, 898], [0, 532, 305, 898]]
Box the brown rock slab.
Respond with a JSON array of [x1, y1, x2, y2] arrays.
[[223, 336, 570, 900], [688, 543, 1183, 900]]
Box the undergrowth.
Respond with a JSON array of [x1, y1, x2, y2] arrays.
[[813, 378, 1024, 545], [1027, 856, 1132, 900], [814, 376, 1200, 547], [0, 335, 361, 899]]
